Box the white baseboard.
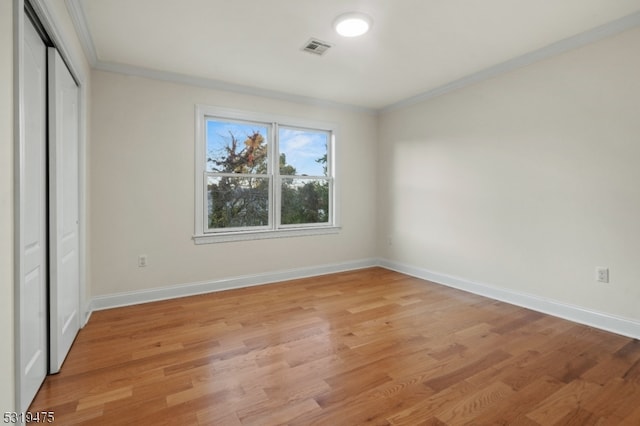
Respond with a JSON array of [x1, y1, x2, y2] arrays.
[[88, 258, 378, 313], [81, 302, 92, 327], [86, 257, 640, 340], [378, 258, 640, 340]]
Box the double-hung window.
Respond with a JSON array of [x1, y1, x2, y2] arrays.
[[194, 105, 339, 243]]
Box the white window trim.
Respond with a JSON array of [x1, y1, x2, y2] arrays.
[[194, 105, 341, 244]]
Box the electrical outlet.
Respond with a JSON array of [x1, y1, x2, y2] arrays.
[[596, 267, 609, 283], [138, 255, 148, 267]]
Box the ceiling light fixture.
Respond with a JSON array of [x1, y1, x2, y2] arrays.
[[334, 13, 372, 37]]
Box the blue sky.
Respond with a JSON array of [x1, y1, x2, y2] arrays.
[[207, 119, 328, 176], [279, 127, 328, 176]]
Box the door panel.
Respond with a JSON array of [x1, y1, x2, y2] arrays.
[[21, 14, 48, 411], [48, 48, 80, 373]]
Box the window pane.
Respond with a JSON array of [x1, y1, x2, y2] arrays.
[[279, 127, 328, 176], [208, 176, 269, 229], [281, 178, 329, 225], [206, 119, 269, 174]]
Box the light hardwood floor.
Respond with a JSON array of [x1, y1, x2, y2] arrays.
[[30, 268, 640, 425]]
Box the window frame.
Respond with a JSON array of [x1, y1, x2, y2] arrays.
[[194, 105, 340, 244]]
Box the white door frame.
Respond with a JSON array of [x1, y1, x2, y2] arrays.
[[14, 0, 30, 412], [13, 0, 87, 412]]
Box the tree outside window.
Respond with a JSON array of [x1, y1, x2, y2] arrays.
[[204, 117, 332, 233]]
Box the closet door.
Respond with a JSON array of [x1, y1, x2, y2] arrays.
[[48, 47, 81, 373], [20, 14, 48, 411]]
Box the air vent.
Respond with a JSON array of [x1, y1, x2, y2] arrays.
[[302, 38, 332, 55]]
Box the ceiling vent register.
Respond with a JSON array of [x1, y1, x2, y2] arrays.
[[302, 38, 332, 55]]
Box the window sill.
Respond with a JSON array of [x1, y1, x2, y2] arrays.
[[193, 226, 341, 244]]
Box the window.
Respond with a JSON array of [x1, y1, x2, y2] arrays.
[[194, 105, 339, 243]]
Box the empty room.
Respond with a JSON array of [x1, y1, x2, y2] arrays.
[[3, 0, 640, 424]]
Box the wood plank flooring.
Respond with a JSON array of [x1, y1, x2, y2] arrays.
[[30, 268, 640, 425]]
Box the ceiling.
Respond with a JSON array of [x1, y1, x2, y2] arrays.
[[68, 0, 640, 111]]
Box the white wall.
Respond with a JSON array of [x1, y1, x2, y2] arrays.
[[89, 71, 378, 297], [0, 0, 15, 412], [378, 27, 640, 325]]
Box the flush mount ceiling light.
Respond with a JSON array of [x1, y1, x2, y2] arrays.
[[334, 13, 372, 37]]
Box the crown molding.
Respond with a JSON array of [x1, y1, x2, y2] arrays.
[[382, 10, 640, 112], [65, 0, 96, 65], [65, 0, 375, 114], [93, 60, 377, 114], [65, 0, 640, 114]]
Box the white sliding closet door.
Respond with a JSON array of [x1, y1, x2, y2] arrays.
[[48, 47, 81, 373], [20, 14, 48, 411]]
